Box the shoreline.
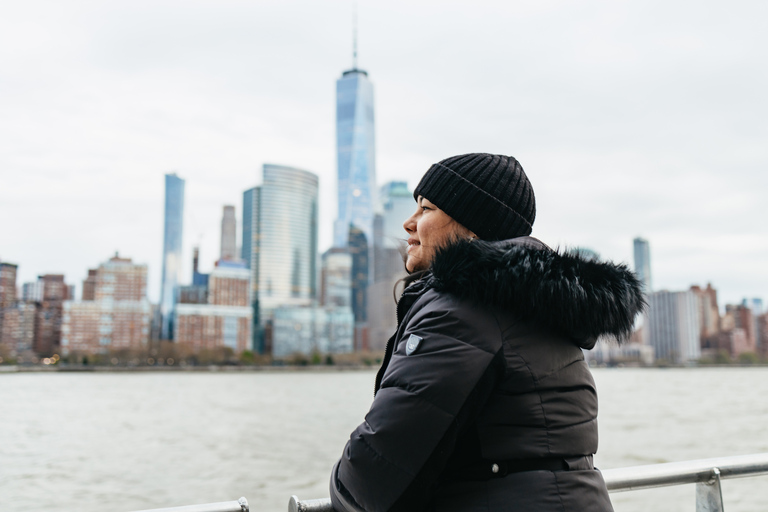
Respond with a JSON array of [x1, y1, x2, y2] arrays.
[[2, 363, 767, 374], [0, 364, 379, 373]]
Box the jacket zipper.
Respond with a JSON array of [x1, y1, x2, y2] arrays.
[[373, 287, 416, 397]]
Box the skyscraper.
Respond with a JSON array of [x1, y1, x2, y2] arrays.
[[220, 205, 237, 260], [633, 237, 652, 293], [160, 173, 185, 340], [242, 164, 319, 353], [334, 66, 377, 248], [335, 53, 377, 352]]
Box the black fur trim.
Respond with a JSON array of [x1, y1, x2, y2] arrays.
[[428, 238, 647, 347]]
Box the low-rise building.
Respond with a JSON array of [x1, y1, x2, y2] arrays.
[[723, 304, 757, 353], [702, 328, 750, 360], [271, 305, 353, 358]]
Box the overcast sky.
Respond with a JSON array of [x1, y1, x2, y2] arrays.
[[1, 0, 766, 307]]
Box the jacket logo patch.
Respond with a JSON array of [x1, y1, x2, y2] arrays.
[[406, 334, 422, 355]]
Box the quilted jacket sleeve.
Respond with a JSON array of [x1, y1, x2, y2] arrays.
[[330, 292, 505, 512]]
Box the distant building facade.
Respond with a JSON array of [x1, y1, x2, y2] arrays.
[[632, 237, 652, 346], [220, 205, 237, 260], [34, 274, 73, 356], [242, 165, 319, 354], [191, 246, 209, 287], [368, 181, 411, 352], [647, 290, 701, 363], [21, 281, 44, 302], [721, 304, 757, 354], [633, 237, 652, 293], [379, 181, 412, 249], [175, 263, 252, 354], [0, 302, 36, 359], [0, 262, 18, 309], [0, 262, 29, 360], [61, 255, 150, 355], [702, 328, 751, 359], [272, 306, 353, 357], [584, 341, 655, 367], [160, 173, 185, 340], [743, 298, 763, 353], [758, 313, 768, 356], [81, 269, 98, 301], [690, 284, 720, 340], [1, 266, 78, 359], [374, 181, 411, 281], [320, 249, 353, 308], [178, 285, 208, 305], [0, 262, 18, 356]]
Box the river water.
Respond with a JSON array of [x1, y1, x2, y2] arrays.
[[1, 367, 766, 512]]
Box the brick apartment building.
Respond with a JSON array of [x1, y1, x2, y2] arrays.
[[61, 254, 150, 355], [175, 263, 251, 353], [34, 274, 74, 356]]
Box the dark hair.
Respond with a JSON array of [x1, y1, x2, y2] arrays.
[[393, 230, 471, 303], [393, 241, 428, 303]]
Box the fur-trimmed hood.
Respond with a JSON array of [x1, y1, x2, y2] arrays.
[[428, 236, 646, 349]]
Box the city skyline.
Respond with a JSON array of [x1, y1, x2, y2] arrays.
[[1, 0, 767, 307]]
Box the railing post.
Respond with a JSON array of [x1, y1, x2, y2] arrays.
[[695, 467, 724, 512], [288, 495, 333, 512]]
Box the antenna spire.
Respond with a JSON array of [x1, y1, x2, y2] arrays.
[[352, 0, 358, 69]]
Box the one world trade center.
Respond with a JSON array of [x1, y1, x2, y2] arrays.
[[334, 66, 377, 249]]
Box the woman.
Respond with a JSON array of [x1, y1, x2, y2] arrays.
[[330, 153, 645, 512]]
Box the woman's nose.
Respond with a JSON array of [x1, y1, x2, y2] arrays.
[[403, 212, 417, 234]]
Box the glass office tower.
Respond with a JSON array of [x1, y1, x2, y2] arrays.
[[160, 173, 185, 340], [633, 237, 652, 293], [242, 165, 319, 353], [334, 68, 377, 248]]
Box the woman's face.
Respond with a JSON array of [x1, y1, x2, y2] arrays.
[[403, 196, 474, 272]]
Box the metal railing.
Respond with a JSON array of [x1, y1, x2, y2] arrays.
[[288, 453, 768, 512], [602, 453, 768, 512], [131, 497, 249, 512], [124, 453, 768, 512]]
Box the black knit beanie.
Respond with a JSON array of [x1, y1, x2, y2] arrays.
[[413, 153, 536, 241]]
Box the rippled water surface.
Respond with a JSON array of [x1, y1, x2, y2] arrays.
[[1, 367, 767, 512]]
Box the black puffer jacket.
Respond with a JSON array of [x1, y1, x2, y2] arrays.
[[330, 237, 645, 512]]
